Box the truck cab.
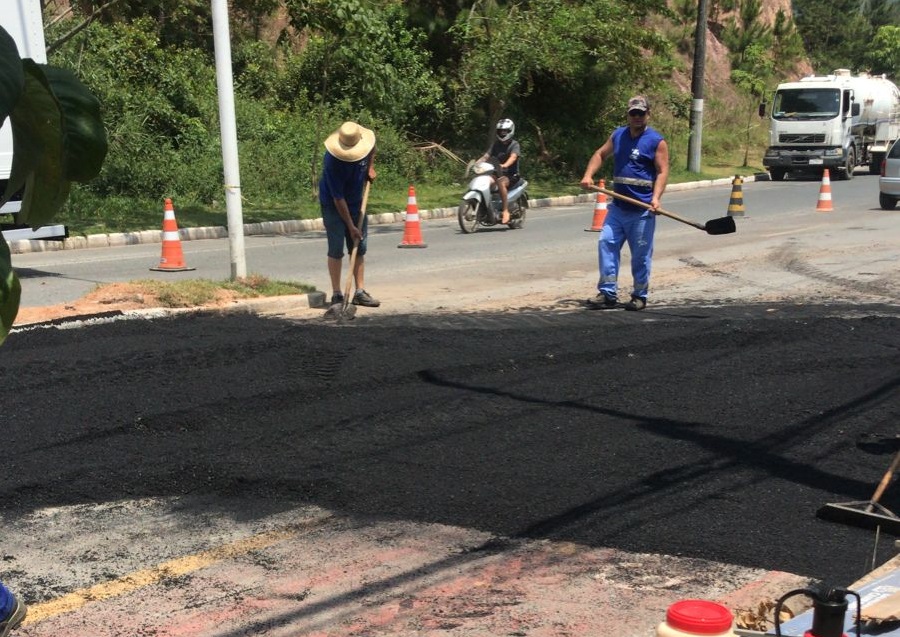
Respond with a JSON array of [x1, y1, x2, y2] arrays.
[[761, 72, 860, 181], [762, 69, 900, 182]]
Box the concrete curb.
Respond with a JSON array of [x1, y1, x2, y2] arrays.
[[9, 176, 757, 257]]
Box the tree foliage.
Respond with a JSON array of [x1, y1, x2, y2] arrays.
[[447, 0, 673, 167], [863, 25, 900, 76], [31, 0, 821, 231], [792, 0, 900, 74]]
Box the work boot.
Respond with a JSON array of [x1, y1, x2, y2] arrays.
[[587, 293, 618, 309], [0, 593, 26, 637], [352, 290, 381, 307], [624, 296, 647, 311]]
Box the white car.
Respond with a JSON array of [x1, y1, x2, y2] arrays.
[[880, 139, 900, 210]]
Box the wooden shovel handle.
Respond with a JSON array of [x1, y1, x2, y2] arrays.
[[342, 181, 372, 304], [871, 449, 900, 504], [356, 180, 371, 231], [585, 184, 706, 231]]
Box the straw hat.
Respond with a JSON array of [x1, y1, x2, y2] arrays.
[[324, 121, 376, 162]]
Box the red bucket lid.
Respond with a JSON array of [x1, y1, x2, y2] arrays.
[[666, 600, 734, 634]]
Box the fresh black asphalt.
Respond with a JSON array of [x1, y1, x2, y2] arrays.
[[2, 302, 899, 587]]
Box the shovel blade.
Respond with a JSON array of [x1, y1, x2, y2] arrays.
[[704, 216, 736, 235], [323, 302, 342, 320]]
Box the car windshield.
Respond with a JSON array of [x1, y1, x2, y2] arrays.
[[773, 89, 841, 120]]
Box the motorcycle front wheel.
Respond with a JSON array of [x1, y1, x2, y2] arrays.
[[458, 199, 480, 234]]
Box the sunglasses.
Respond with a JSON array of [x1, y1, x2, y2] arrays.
[[628, 110, 647, 117]]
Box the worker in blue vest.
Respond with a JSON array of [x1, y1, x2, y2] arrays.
[[0, 582, 25, 636], [580, 96, 669, 311]]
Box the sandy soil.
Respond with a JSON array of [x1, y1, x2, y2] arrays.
[[13, 282, 248, 326]]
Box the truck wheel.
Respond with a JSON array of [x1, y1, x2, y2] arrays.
[[840, 149, 855, 180], [770, 168, 786, 181], [880, 192, 898, 210]]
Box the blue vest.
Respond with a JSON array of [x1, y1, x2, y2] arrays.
[[611, 126, 663, 211]]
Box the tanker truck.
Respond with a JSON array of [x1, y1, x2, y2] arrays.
[[761, 69, 900, 181]]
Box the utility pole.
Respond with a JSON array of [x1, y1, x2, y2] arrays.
[[687, 0, 708, 173], [211, 0, 246, 279]]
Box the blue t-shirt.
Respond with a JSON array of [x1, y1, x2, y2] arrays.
[[611, 125, 664, 211], [318, 151, 372, 207]]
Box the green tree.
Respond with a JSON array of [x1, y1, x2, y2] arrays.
[[670, 0, 697, 54], [770, 10, 805, 75], [721, 0, 772, 69], [863, 25, 900, 76], [0, 25, 107, 343], [448, 0, 673, 170], [792, 0, 894, 73], [708, 0, 737, 27], [730, 42, 773, 167], [865, 0, 900, 31], [53, 18, 221, 201]]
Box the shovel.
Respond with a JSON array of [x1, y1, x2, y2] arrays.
[[324, 181, 371, 322], [816, 449, 900, 534], [586, 184, 736, 235]]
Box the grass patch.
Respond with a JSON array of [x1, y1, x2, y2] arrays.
[[125, 275, 315, 308]]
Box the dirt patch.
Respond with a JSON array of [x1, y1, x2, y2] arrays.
[[13, 282, 246, 326]]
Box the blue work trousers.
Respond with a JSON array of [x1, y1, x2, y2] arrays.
[[597, 203, 656, 300]]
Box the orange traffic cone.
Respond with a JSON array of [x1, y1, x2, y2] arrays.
[[150, 198, 195, 271], [816, 169, 833, 212], [585, 179, 608, 232], [398, 184, 427, 248]]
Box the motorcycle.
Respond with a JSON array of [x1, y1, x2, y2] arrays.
[[457, 160, 529, 234]]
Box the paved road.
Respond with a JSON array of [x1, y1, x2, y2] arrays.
[[13, 173, 896, 311], [3, 173, 899, 637]]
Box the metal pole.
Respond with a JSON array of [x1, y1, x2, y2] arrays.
[[211, 0, 246, 279], [687, 0, 708, 173]]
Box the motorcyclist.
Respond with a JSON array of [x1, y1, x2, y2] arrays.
[[475, 118, 521, 224]]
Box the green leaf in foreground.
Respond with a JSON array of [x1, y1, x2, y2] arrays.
[[5, 59, 68, 227], [44, 65, 107, 183], [0, 238, 21, 346], [3, 61, 107, 229], [0, 26, 24, 125]]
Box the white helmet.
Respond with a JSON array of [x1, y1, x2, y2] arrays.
[[496, 119, 515, 142]]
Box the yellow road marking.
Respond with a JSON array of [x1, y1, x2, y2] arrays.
[[24, 526, 302, 625]]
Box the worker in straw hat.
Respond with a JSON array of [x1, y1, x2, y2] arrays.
[[320, 121, 380, 308]]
